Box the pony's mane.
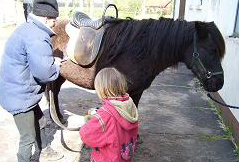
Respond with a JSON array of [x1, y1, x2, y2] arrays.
[[204, 22, 225, 60], [100, 18, 195, 69]]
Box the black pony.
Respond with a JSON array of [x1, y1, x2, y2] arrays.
[[50, 16, 225, 129]]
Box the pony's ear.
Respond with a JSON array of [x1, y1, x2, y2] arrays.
[[195, 21, 209, 39], [208, 21, 215, 26]]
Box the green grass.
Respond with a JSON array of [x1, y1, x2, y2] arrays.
[[198, 126, 233, 141]]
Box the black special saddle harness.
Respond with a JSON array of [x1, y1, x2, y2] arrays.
[[68, 4, 119, 66]]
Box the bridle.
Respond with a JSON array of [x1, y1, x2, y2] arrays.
[[192, 32, 239, 109], [191, 32, 223, 80]]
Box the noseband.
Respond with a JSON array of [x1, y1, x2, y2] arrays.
[[191, 32, 223, 79]]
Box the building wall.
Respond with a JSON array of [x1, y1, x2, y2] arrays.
[[0, 0, 24, 26], [174, 0, 239, 120]]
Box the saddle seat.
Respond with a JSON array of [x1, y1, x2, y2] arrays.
[[72, 11, 105, 30], [66, 4, 119, 66]]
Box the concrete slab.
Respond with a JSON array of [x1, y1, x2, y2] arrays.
[[154, 68, 198, 88], [133, 132, 237, 162], [140, 86, 210, 108], [138, 104, 224, 135]]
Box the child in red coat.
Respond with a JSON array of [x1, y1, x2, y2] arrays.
[[79, 67, 139, 162]]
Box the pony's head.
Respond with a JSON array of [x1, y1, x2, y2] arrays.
[[183, 21, 225, 92]]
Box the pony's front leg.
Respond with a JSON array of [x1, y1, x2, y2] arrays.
[[129, 91, 143, 107], [128, 91, 144, 144]]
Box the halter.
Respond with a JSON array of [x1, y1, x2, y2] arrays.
[[191, 32, 223, 79], [190, 33, 239, 109]]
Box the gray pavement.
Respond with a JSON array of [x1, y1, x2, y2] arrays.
[[134, 66, 238, 162], [0, 25, 238, 161]]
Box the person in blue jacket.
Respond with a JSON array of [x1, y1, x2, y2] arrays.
[[0, 0, 64, 161]]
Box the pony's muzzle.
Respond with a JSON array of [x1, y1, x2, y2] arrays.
[[204, 75, 224, 92]]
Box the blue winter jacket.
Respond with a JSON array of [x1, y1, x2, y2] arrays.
[[0, 15, 60, 115]]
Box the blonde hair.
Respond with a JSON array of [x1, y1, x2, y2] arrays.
[[94, 67, 128, 99]]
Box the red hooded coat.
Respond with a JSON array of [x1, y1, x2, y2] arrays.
[[80, 94, 138, 162]]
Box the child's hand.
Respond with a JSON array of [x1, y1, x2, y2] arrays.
[[84, 108, 99, 123], [84, 114, 92, 123], [89, 108, 98, 115], [86, 108, 99, 115]]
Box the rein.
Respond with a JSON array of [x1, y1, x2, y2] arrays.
[[191, 32, 223, 79]]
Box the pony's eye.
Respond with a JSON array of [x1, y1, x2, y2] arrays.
[[214, 49, 218, 54]]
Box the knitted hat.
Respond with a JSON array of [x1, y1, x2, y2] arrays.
[[33, 0, 59, 18]]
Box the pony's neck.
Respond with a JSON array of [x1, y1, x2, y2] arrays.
[[152, 18, 194, 73]]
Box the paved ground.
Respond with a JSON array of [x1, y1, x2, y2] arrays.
[[0, 26, 238, 162]]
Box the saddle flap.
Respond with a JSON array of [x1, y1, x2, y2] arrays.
[[66, 23, 105, 66], [74, 26, 105, 66]]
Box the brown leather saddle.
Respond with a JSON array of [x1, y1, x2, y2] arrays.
[[68, 4, 119, 66]]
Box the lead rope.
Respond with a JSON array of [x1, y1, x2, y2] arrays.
[[207, 93, 239, 109]]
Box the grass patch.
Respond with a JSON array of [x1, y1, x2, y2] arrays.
[[200, 98, 239, 159], [198, 126, 233, 141]]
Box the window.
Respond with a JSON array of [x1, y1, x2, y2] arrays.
[[234, 1, 239, 37]]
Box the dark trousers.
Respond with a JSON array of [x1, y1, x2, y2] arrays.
[[13, 105, 47, 162], [23, 3, 32, 21]]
